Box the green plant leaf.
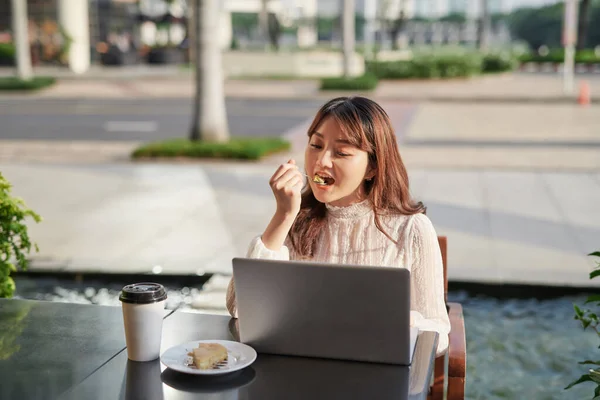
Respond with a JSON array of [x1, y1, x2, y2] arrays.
[[590, 369, 600, 384], [591, 269, 600, 280], [589, 251, 600, 258], [580, 361, 600, 366], [575, 304, 585, 317], [586, 295, 600, 304], [565, 374, 593, 389], [0, 172, 41, 298]]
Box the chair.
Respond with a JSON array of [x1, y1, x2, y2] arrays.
[[428, 236, 467, 400]]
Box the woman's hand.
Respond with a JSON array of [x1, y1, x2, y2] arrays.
[[261, 159, 304, 252], [269, 159, 304, 218]]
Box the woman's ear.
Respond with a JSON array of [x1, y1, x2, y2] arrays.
[[365, 166, 377, 181]]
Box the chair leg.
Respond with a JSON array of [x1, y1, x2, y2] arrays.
[[447, 377, 465, 400], [430, 356, 445, 400]]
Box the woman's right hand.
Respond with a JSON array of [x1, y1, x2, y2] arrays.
[[269, 159, 304, 218]]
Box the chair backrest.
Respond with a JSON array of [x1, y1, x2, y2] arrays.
[[437, 236, 448, 304], [432, 235, 449, 400], [423, 209, 448, 304]]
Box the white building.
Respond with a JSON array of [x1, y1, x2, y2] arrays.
[[221, 0, 549, 50], [312, 0, 551, 20]]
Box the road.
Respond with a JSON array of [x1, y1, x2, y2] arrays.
[[0, 98, 324, 141]]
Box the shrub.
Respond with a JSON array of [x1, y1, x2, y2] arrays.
[[320, 73, 379, 91], [482, 53, 519, 73], [519, 49, 600, 64], [132, 137, 291, 160], [0, 76, 56, 91], [0, 172, 41, 298], [366, 53, 482, 80], [366, 60, 415, 79], [0, 43, 15, 66], [431, 53, 483, 78], [565, 251, 600, 397]]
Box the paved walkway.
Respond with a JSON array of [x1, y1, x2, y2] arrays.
[[2, 67, 600, 103], [3, 161, 599, 310], [2, 75, 600, 310]]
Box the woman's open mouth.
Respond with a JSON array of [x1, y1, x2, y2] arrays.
[[313, 173, 335, 186]]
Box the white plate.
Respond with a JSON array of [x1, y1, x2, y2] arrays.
[[161, 340, 257, 375]]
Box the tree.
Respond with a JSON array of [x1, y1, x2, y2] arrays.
[[390, 0, 407, 50], [188, 0, 229, 142], [588, 4, 600, 46], [267, 12, 281, 51], [259, 0, 269, 49], [577, 0, 592, 50], [342, 0, 355, 77], [508, 3, 564, 49], [507, 1, 600, 50], [11, 0, 32, 81]]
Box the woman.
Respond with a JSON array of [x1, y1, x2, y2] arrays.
[[226, 96, 450, 356]]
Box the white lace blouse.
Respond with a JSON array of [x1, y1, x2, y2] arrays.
[[226, 200, 451, 357]]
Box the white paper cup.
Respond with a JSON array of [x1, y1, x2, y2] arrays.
[[119, 283, 168, 362]]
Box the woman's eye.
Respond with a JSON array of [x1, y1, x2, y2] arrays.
[[310, 144, 322, 149], [337, 151, 351, 157]]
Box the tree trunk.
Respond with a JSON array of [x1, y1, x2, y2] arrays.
[[342, 0, 355, 78], [189, 0, 229, 142], [391, 0, 407, 51], [577, 0, 591, 50], [187, 0, 195, 63], [267, 13, 281, 51], [259, 0, 269, 50], [11, 0, 33, 81], [477, 0, 490, 51]]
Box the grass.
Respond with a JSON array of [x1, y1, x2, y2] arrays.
[[319, 73, 379, 91], [131, 137, 291, 161], [0, 76, 56, 91]]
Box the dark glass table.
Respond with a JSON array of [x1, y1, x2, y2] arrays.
[[1, 299, 438, 400]]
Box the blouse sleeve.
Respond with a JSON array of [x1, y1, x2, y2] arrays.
[[226, 235, 292, 317], [408, 214, 451, 357]]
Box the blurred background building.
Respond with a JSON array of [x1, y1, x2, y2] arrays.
[[0, 0, 596, 73]]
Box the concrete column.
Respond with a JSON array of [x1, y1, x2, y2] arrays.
[[11, 0, 32, 80], [220, 9, 232, 50], [58, 0, 90, 74], [297, 0, 317, 48], [342, 0, 355, 78], [363, 0, 377, 59]]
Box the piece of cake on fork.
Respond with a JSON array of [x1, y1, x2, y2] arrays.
[[190, 343, 228, 369]]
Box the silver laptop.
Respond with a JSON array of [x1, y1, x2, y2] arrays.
[[232, 257, 418, 365]]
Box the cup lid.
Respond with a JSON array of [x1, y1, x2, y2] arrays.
[[119, 283, 167, 304]]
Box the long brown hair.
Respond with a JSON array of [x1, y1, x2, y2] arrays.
[[288, 96, 425, 257]]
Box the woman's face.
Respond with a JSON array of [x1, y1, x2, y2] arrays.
[[304, 117, 374, 207]]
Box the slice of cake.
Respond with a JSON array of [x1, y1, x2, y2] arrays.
[[313, 174, 326, 185], [191, 343, 228, 369]]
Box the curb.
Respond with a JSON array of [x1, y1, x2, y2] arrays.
[[450, 280, 600, 299], [16, 269, 213, 288], [372, 95, 591, 104], [0, 92, 592, 105], [16, 269, 600, 298]]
